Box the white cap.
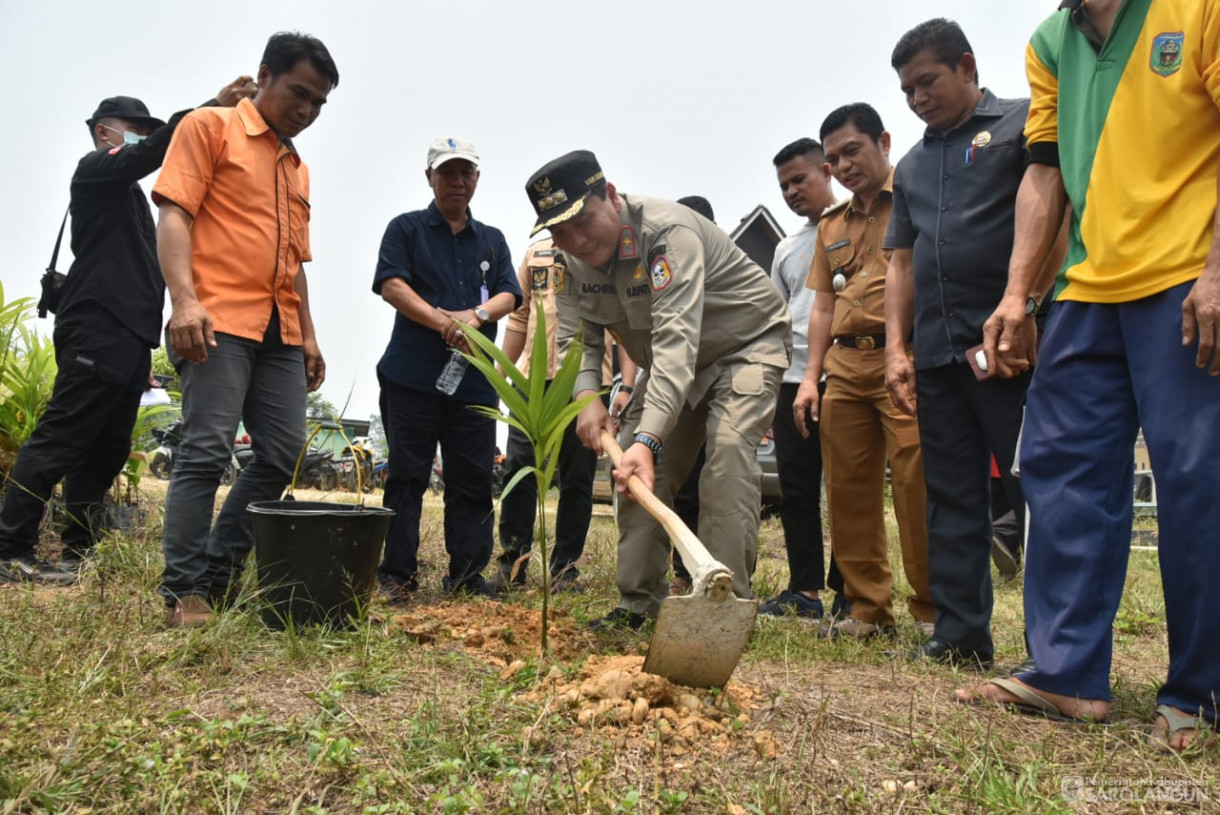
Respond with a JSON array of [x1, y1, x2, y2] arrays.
[[427, 136, 479, 170]]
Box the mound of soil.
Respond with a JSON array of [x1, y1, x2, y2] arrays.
[[392, 603, 775, 759], [391, 602, 596, 663], [525, 655, 774, 759]]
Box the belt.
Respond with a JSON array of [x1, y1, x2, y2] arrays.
[[834, 334, 885, 350]]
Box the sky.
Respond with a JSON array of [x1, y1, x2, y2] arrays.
[[0, 1, 1055, 423]]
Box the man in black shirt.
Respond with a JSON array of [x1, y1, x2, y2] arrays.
[[0, 79, 253, 584], [882, 20, 1062, 668]]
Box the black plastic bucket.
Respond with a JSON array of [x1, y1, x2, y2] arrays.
[[248, 500, 393, 629]]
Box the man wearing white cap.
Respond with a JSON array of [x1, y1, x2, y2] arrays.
[[372, 137, 521, 598]]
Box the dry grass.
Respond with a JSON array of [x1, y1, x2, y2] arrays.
[[0, 482, 1213, 814]]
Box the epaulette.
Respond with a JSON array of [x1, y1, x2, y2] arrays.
[[821, 199, 850, 218]]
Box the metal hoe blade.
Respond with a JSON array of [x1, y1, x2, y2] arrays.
[[599, 431, 759, 689], [644, 589, 757, 688]]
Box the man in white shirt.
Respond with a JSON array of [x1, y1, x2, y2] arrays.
[[760, 138, 845, 620]]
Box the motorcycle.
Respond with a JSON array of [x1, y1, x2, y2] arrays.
[[296, 448, 339, 491], [149, 419, 182, 480], [150, 419, 242, 485], [338, 436, 376, 492]]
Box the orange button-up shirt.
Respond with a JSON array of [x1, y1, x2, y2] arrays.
[[153, 97, 312, 344], [807, 171, 894, 339]]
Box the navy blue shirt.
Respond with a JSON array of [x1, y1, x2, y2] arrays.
[[885, 90, 1030, 370], [373, 202, 521, 405]]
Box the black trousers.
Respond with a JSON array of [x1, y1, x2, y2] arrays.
[[377, 374, 494, 587], [0, 306, 148, 559], [773, 381, 843, 594], [496, 390, 597, 577], [917, 362, 1030, 653]]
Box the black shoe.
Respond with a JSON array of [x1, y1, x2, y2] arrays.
[[758, 590, 824, 619], [486, 567, 526, 594], [909, 638, 994, 671], [991, 535, 1020, 579], [0, 557, 78, 586], [378, 575, 419, 605], [829, 593, 851, 620], [443, 575, 500, 599], [588, 607, 647, 631], [548, 572, 585, 595]]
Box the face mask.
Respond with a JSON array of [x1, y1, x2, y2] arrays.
[[100, 124, 146, 147]]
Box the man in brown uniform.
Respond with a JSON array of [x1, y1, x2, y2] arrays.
[[525, 149, 791, 629], [793, 103, 933, 639]]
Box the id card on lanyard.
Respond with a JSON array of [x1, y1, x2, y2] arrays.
[[480, 248, 493, 304]]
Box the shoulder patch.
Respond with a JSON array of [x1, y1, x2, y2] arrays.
[[531, 266, 548, 290], [552, 257, 566, 294], [821, 199, 850, 218], [650, 256, 672, 291]]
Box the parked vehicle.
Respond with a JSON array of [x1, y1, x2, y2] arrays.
[[150, 420, 245, 486], [338, 436, 376, 492], [297, 448, 339, 491], [149, 419, 182, 480]]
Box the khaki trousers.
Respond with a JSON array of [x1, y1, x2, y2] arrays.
[[820, 344, 933, 627], [615, 362, 781, 616]]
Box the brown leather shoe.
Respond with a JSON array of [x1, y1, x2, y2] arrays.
[[164, 595, 213, 628]]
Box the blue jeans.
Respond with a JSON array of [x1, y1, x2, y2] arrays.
[[159, 331, 305, 606]]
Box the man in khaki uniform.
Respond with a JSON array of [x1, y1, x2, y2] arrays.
[[793, 103, 933, 639], [524, 149, 791, 630], [491, 237, 612, 593]]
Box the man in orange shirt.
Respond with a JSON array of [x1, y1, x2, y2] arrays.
[[152, 32, 339, 628]]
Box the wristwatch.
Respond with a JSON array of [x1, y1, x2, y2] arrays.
[[1024, 296, 1041, 317], [633, 432, 663, 461], [474, 307, 491, 325]]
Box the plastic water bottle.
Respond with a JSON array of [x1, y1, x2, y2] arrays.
[[435, 349, 468, 395]]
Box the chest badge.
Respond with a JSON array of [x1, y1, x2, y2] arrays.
[[971, 131, 991, 148], [553, 258, 566, 294], [650, 256, 672, 291], [832, 272, 847, 292], [1151, 32, 1184, 77], [619, 226, 638, 259]]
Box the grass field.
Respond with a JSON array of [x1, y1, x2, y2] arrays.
[[0, 483, 1212, 814]]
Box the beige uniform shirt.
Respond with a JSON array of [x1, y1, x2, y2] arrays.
[[807, 171, 895, 339], [557, 194, 791, 441], [508, 238, 612, 383]]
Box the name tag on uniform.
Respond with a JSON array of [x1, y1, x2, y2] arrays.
[[827, 239, 851, 252]]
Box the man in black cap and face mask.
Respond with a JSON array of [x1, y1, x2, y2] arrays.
[[526, 150, 792, 629], [0, 77, 255, 585]]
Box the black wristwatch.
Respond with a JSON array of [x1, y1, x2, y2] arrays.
[[633, 432, 663, 461], [1024, 295, 1041, 317]]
